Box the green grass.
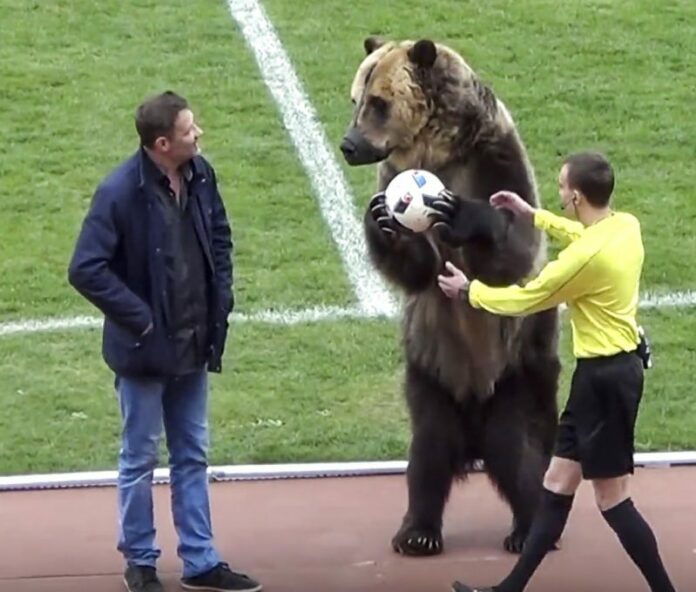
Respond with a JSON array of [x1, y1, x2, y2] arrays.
[[1, 0, 695, 474], [0, 308, 693, 474], [0, 0, 352, 320], [263, 0, 696, 291]]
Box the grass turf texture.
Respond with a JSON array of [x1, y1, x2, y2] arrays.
[[0, 0, 694, 474]]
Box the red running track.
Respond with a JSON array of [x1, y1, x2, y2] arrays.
[[0, 467, 693, 591]]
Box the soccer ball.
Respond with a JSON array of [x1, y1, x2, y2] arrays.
[[384, 169, 446, 232]]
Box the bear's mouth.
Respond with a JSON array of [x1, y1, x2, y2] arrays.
[[340, 127, 390, 165]]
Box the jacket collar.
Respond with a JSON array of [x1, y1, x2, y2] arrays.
[[137, 146, 204, 188]]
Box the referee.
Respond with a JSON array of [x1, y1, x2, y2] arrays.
[[435, 152, 675, 592]]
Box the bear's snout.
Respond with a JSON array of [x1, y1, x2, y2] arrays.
[[340, 127, 387, 166], [339, 135, 358, 160]]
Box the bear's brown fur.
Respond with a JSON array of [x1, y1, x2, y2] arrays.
[[340, 38, 561, 555]]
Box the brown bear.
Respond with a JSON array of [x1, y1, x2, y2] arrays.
[[340, 37, 561, 555]]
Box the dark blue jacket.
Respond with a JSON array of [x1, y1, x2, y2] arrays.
[[68, 148, 234, 377]]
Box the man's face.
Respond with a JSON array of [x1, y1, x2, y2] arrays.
[[157, 108, 203, 166], [558, 164, 576, 215]]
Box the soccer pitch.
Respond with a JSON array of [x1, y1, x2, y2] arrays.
[[1, 0, 695, 477]]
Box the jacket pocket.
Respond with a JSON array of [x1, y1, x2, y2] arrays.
[[104, 319, 170, 377]]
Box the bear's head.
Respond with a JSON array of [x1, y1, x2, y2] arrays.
[[340, 37, 511, 170]]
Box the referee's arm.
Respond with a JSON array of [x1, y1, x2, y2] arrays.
[[467, 240, 596, 316]]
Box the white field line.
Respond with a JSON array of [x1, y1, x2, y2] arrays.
[[1, 290, 694, 338], [225, 0, 397, 317], [639, 290, 696, 309], [0, 306, 371, 337]]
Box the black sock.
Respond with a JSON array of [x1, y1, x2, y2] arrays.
[[602, 498, 675, 592], [494, 489, 574, 592]]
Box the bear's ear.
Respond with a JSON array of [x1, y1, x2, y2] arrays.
[[364, 36, 385, 55], [407, 39, 437, 69]]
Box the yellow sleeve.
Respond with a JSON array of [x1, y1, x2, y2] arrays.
[[468, 240, 596, 316], [534, 209, 584, 246]]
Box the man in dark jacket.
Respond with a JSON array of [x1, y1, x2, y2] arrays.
[[68, 91, 261, 592]]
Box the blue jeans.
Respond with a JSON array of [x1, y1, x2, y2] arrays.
[[115, 369, 221, 578]]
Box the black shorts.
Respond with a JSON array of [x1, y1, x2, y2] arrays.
[[554, 350, 644, 479]]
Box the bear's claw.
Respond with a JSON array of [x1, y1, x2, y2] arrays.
[[392, 527, 443, 556]]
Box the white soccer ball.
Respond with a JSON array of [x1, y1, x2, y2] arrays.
[[384, 169, 446, 232]]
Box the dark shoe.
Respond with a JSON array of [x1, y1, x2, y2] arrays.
[[124, 565, 163, 592], [451, 583, 495, 592], [181, 562, 262, 591]]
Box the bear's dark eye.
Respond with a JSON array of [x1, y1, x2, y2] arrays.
[[367, 95, 390, 119]]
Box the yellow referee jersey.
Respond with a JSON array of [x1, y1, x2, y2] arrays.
[[468, 209, 644, 358]]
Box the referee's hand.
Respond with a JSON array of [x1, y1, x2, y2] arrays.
[[490, 190, 536, 222], [438, 261, 470, 299]]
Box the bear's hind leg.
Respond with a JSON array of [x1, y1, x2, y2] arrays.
[[480, 378, 552, 554], [392, 365, 469, 556]]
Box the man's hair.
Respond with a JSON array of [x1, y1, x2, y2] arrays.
[[563, 151, 615, 207], [135, 91, 189, 148]]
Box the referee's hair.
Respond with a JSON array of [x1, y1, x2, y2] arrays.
[[563, 152, 615, 207]]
